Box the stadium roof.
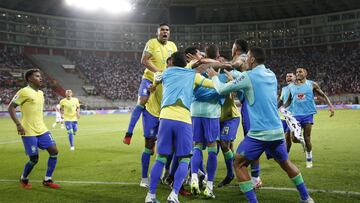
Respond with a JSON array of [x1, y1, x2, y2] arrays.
[[0, 0, 359, 23]]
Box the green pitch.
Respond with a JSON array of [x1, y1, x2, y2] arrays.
[[0, 110, 359, 202]]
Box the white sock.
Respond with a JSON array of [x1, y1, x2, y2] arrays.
[[21, 175, 26, 180], [191, 173, 198, 182], [170, 190, 178, 198], [44, 176, 52, 181], [207, 181, 213, 190], [142, 177, 148, 182]]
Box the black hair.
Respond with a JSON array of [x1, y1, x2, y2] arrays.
[[159, 23, 170, 28], [234, 39, 248, 53], [24, 69, 41, 82], [184, 46, 199, 55], [170, 51, 187, 67], [205, 44, 219, 60], [249, 47, 266, 64]]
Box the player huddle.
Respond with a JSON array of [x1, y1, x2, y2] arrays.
[[8, 23, 334, 203]]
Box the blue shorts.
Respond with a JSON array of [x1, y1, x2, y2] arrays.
[[236, 136, 288, 162], [22, 131, 56, 156], [142, 109, 159, 138], [220, 117, 240, 141], [294, 114, 314, 127], [281, 119, 290, 133], [157, 118, 193, 157], [192, 117, 220, 144], [65, 121, 78, 133], [138, 79, 152, 97]]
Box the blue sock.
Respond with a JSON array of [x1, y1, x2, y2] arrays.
[[149, 156, 166, 194], [68, 129, 74, 147], [240, 181, 258, 203], [170, 156, 179, 177], [46, 154, 58, 177], [251, 162, 260, 178], [207, 147, 218, 181], [191, 147, 202, 174], [224, 151, 234, 178], [165, 154, 173, 170], [141, 148, 152, 178], [292, 174, 310, 201], [22, 160, 37, 178], [127, 104, 144, 133], [173, 158, 190, 194]]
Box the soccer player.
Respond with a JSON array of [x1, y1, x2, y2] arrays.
[[278, 72, 297, 152], [8, 69, 60, 189], [60, 89, 80, 150], [123, 23, 177, 143], [145, 52, 215, 203], [52, 104, 64, 129], [207, 47, 314, 203], [190, 44, 223, 198], [284, 68, 334, 168]]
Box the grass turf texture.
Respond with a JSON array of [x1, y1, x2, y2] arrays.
[[0, 109, 359, 202]]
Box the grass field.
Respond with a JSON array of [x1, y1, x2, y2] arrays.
[[0, 109, 360, 203]]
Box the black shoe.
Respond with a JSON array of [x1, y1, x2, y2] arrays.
[[217, 175, 234, 188]]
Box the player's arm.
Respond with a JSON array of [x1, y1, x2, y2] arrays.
[[8, 92, 26, 135], [59, 103, 64, 119], [141, 42, 160, 73], [313, 82, 334, 117], [207, 68, 249, 95], [194, 73, 214, 88], [195, 61, 232, 73], [76, 100, 80, 119]]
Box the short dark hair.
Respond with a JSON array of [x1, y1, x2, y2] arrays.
[[184, 46, 199, 55], [170, 51, 187, 67], [159, 23, 170, 28], [205, 44, 219, 60], [249, 47, 265, 64], [24, 69, 41, 82], [234, 39, 248, 53]]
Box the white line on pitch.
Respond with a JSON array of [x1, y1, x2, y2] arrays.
[[0, 179, 359, 196]]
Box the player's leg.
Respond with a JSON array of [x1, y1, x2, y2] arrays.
[[64, 121, 74, 150], [285, 131, 292, 152], [20, 136, 39, 189], [190, 117, 204, 195], [146, 119, 172, 203], [270, 139, 313, 202], [125, 79, 151, 141], [71, 121, 78, 150], [161, 153, 173, 184], [141, 110, 159, 187], [234, 136, 263, 203], [218, 139, 234, 188], [39, 132, 60, 188], [303, 123, 313, 168], [167, 120, 193, 202]]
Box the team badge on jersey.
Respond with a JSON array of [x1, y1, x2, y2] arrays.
[[297, 93, 306, 100]]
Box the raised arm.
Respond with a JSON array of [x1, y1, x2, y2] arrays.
[[313, 82, 334, 117]]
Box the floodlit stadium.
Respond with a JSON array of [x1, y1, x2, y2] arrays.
[[0, 0, 359, 202]]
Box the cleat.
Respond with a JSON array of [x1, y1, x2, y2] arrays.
[[179, 185, 191, 197], [217, 175, 234, 188], [203, 186, 215, 199], [252, 177, 263, 189], [140, 178, 149, 188], [43, 179, 60, 189], [306, 161, 313, 168], [145, 193, 160, 203], [167, 193, 179, 203], [299, 197, 315, 203], [190, 179, 201, 195], [20, 179, 32, 189], [70, 146, 75, 151], [198, 174, 206, 190]]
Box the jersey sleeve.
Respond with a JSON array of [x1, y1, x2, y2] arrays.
[[76, 99, 80, 108], [212, 72, 251, 95], [11, 89, 27, 106], [194, 73, 214, 88], [143, 40, 155, 56]]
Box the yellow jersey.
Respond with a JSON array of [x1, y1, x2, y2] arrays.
[[160, 73, 214, 124], [220, 94, 241, 122], [145, 83, 162, 118], [59, 97, 80, 121], [142, 38, 177, 81], [12, 86, 48, 136]]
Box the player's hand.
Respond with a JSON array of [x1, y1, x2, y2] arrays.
[[16, 123, 25, 135], [206, 67, 219, 78], [147, 84, 157, 93], [224, 69, 234, 81], [329, 106, 335, 117], [123, 135, 132, 145]]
